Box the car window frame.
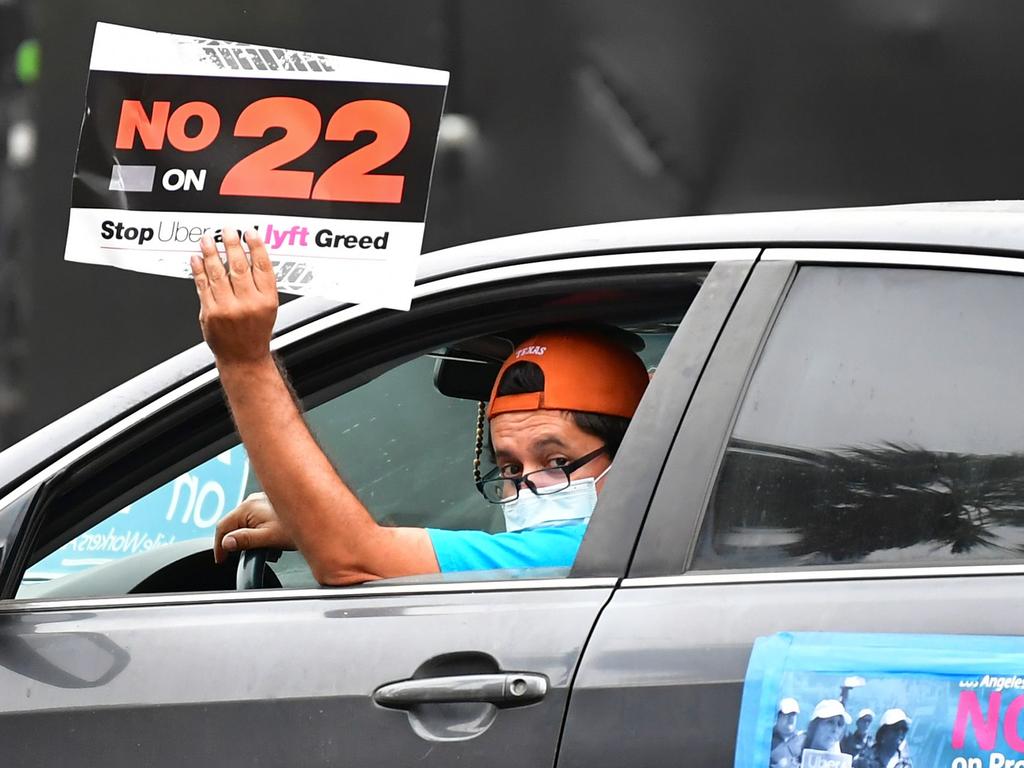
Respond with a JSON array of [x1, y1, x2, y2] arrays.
[[627, 247, 1024, 581], [0, 248, 756, 603], [573, 258, 756, 576]]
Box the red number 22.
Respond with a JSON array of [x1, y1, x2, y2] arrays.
[[220, 97, 411, 203]]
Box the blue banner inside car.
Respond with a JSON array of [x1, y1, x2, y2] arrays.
[[25, 445, 249, 581], [738, 632, 1024, 768]]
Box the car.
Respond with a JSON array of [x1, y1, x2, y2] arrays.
[[1, 201, 1023, 766]]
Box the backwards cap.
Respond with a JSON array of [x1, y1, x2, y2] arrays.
[[488, 329, 649, 420]]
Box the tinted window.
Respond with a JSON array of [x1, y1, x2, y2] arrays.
[[694, 266, 1024, 570]]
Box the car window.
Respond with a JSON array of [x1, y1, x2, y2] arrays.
[[692, 266, 1024, 570], [17, 323, 677, 598], [21, 354, 498, 593]]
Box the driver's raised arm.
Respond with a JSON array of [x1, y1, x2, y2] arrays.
[[191, 228, 439, 585], [192, 228, 648, 585]]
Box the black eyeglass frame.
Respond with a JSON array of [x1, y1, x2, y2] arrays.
[[475, 445, 608, 503]]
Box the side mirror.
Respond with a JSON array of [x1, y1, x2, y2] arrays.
[[0, 486, 42, 599]]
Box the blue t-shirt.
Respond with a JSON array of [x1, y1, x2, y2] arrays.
[[426, 524, 587, 572]]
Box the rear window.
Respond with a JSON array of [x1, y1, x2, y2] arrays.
[[693, 266, 1024, 570]]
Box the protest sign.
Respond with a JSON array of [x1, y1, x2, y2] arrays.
[[65, 23, 448, 309], [737, 632, 1024, 768]]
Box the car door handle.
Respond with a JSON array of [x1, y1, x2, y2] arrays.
[[373, 673, 548, 709]]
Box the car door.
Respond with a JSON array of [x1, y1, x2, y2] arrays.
[[0, 250, 752, 766], [558, 250, 1024, 768]]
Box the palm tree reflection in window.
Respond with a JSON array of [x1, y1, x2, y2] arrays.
[[705, 439, 1024, 568]]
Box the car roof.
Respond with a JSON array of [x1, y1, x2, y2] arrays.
[[417, 201, 1024, 282], [2, 201, 1022, 499]]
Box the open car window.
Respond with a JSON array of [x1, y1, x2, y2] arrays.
[[12, 266, 706, 600]]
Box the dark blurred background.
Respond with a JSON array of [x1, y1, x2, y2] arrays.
[[1, 0, 1023, 447]]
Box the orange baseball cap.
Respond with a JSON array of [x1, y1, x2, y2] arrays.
[[488, 329, 649, 419]]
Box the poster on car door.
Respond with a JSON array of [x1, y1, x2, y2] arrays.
[[64, 22, 448, 309], [736, 632, 1024, 768], [24, 445, 250, 582]]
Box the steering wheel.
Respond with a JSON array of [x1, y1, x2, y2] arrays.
[[236, 548, 282, 590]]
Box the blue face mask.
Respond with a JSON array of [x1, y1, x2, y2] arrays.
[[501, 465, 611, 532]]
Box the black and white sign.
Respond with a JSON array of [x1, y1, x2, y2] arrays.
[[65, 23, 448, 308]]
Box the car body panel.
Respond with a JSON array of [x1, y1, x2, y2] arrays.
[[557, 574, 1024, 768], [0, 583, 612, 767]]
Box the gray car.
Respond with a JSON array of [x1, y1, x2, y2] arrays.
[[1, 202, 1023, 766]]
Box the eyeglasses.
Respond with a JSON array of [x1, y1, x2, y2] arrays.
[[476, 446, 607, 503]]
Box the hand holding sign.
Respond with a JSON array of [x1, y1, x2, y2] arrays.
[[190, 228, 277, 367]]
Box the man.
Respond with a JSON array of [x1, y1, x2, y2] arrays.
[[772, 698, 801, 752], [841, 709, 875, 757], [190, 229, 649, 584]]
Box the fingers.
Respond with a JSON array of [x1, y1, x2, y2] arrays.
[[213, 492, 285, 564], [192, 228, 277, 300], [220, 527, 277, 555], [213, 506, 244, 564], [192, 228, 279, 365], [223, 228, 257, 298], [190, 253, 211, 306], [246, 231, 278, 295], [199, 232, 230, 303]]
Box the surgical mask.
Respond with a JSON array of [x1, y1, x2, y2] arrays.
[[502, 465, 611, 532]]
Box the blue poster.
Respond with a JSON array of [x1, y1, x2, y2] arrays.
[[737, 632, 1024, 768], [26, 445, 250, 581]]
